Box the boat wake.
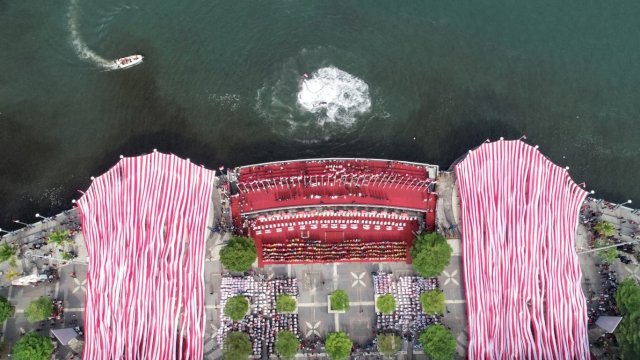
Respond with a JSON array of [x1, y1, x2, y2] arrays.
[[68, 0, 118, 70]]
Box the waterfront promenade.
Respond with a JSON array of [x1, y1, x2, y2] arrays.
[[0, 209, 87, 359], [0, 172, 637, 358]]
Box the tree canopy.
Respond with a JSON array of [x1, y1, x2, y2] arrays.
[[325, 332, 353, 360], [411, 232, 453, 278], [24, 297, 53, 323], [376, 294, 396, 315], [419, 324, 457, 360], [330, 290, 350, 311], [593, 221, 616, 238], [420, 289, 446, 315], [223, 331, 252, 360], [11, 332, 54, 360], [0, 243, 16, 264], [0, 296, 15, 322], [48, 229, 72, 246], [377, 333, 402, 356], [616, 279, 640, 315], [276, 294, 297, 313], [224, 296, 249, 321], [615, 279, 640, 357], [219, 236, 256, 272], [595, 239, 618, 264], [275, 330, 299, 359]]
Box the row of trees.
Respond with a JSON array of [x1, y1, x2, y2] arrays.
[[376, 325, 457, 360], [0, 296, 55, 359], [224, 294, 298, 322], [0, 296, 52, 323], [223, 330, 299, 359], [1, 229, 76, 283], [614, 278, 640, 357], [223, 326, 457, 360], [375, 289, 446, 315], [593, 221, 619, 264]]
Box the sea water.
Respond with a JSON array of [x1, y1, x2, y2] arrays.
[[0, 0, 639, 227]]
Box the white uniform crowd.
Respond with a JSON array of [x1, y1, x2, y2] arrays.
[[217, 276, 300, 357], [373, 272, 441, 334]]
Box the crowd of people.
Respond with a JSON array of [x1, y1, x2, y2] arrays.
[[586, 264, 620, 325], [262, 238, 407, 263], [218, 276, 301, 357], [373, 273, 441, 335]]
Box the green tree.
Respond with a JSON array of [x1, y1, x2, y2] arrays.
[[616, 311, 640, 359], [24, 297, 53, 323], [223, 331, 252, 360], [419, 324, 457, 360], [330, 290, 350, 311], [615, 279, 640, 315], [376, 294, 396, 314], [275, 330, 299, 359], [595, 240, 618, 264], [420, 289, 446, 315], [4, 268, 21, 282], [614, 279, 640, 358], [0, 243, 16, 264], [219, 236, 256, 272], [224, 296, 249, 321], [0, 296, 15, 322], [593, 221, 616, 238], [411, 233, 453, 277], [11, 332, 54, 360], [325, 332, 352, 360], [48, 229, 72, 246], [276, 294, 297, 313], [377, 334, 402, 356]]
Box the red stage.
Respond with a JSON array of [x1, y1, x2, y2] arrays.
[[231, 159, 437, 266]]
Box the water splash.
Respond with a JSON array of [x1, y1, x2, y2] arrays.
[[255, 46, 380, 143], [68, 0, 118, 70], [297, 66, 371, 126]]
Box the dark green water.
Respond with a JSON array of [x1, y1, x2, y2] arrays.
[[1, 0, 639, 228]]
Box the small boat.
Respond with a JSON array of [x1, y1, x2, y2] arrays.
[[114, 54, 143, 69]]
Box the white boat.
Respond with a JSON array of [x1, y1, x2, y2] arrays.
[[114, 54, 143, 69]]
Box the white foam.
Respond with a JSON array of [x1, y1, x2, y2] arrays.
[[207, 93, 241, 111], [68, 0, 118, 70], [297, 66, 371, 126]]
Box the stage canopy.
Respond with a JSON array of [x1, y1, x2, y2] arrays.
[[456, 140, 589, 359], [77, 152, 216, 359]]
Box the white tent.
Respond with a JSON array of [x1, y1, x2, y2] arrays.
[[595, 316, 623, 333], [11, 274, 39, 286], [51, 328, 78, 346]]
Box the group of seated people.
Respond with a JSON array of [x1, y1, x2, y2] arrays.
[[218, 276, 301, 357], [373, 273, 441, 334], [262, 238, 407, 263], [248, 209, 421, 237]]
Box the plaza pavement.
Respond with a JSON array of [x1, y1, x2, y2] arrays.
[[203, 229, 468, 359]]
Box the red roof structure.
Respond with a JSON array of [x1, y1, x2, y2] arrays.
[[231, 158, 438, 265], [77, 153, 216, 359], [455, 140, 589, 359]]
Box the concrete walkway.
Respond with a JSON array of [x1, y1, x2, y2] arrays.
[[435, 172, 460, 238]]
